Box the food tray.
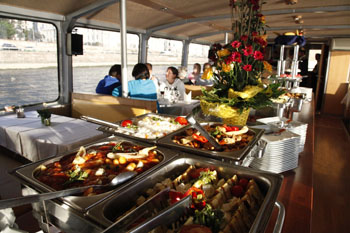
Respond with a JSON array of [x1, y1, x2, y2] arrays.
[[10, 136, 177, 212], [157, 123, 264, 165], [87, 154, 283, 233], [97, 113, 188, 144]]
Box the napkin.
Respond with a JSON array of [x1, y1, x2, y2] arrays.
[[184, 91, 192, 102]]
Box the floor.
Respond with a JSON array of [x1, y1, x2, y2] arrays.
[[0, 114, 349, 233], [312, 115, 350, 233]]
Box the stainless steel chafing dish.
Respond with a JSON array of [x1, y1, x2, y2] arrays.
[[157, 123, 265, 165], [97, 113, 188, 144], [87, 154, 284, 233], [10, 136, 178, 213]]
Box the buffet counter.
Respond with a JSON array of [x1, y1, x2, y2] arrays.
[[265, 99, 314, 233], [2, 99, 314, 233]]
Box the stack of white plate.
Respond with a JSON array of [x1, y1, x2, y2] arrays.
[[248, 130, 300, 173], [257, 117, 308, 153]]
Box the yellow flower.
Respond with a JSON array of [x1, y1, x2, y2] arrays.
[[217, 49, 231, 58], [228, 85, 264, 99], [222, 63, 231, 72], [260, 16, 266, 24], [263, 61, 272, 73]]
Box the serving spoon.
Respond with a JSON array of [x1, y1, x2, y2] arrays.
[[0, 171, 137, 210]]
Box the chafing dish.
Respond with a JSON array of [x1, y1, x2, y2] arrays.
[[10, 136, 177, 212], [97, 113, 188, 144], [87, 154, 283, 233], [157, 123, 264, 165]]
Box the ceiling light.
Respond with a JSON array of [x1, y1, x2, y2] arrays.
[[293, 15, 303, 24]]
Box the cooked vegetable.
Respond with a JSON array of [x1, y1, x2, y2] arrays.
[[121, 120, 133, 127], [175, 116, 188, 125]]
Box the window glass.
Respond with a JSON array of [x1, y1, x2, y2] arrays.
[[0, 18, 58, 109], [72, 27, 139, 93], [147, 37, 183, 82], [308, 49, 322, 72], [188, 43, 210, 74]]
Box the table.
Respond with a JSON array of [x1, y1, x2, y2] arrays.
[[0, 111, 106, 161], [158, 99, 200, 116], [265, 100, 314, 233]]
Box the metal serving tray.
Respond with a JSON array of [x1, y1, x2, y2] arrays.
[[157, 123, 264, 165], [10, 136, 178, 212], [97, 113, 187, 144], [87, 154, 283, 233], [86, 153, 283, 232]]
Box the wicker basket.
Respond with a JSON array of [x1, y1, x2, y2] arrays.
[[200, 100, 250, 126], [222, 108, 250, 125]]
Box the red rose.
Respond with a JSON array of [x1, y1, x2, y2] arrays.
[[243, 45, 253, 56], [243, 64, 252, 71], [232, 52, 242, 63], [254, 37, 267, 47], [231, 40, 241, 48], [251, 31, 258, 37], [240, 35, 248, 41], [253, 50, 264, 60]]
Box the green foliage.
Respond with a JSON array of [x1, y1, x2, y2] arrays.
[[0, 19, 16, 39], [193, 204, 224, 233], [201, 83, 284, 112]]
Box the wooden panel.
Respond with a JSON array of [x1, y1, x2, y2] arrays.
[[184, 85, 211, 98], [71, 93, 157, 122], [323, 51, 350, 115]]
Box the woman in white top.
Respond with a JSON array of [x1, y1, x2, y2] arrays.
[[160, 66, 185, 101]]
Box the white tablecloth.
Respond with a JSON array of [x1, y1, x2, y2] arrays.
[[158, 99, 200, 116], [0, 111, 106, 161]]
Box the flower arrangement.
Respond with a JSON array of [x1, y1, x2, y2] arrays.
[[201, 0, 284, 123]]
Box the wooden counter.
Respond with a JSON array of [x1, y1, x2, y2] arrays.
[[266, 100, 314, 233]]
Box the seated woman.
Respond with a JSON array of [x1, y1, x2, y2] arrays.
[[96, 64, 121, 95], [112, 63, 157, 100], [159, 66, 185, 101], [178, 66, 190, 84], [187, 63, 201, 85]]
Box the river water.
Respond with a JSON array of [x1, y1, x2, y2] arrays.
[[0, 65, 179, 109]]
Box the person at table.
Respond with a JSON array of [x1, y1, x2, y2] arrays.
[[159, 66, 185, 101], [112, 63, 157, 100], [187, 63, 201, 85], [178, 66, 190, 84], [146, 63, 158, 82], [95, 64, 121, 95], [196, 62, 213, 86]]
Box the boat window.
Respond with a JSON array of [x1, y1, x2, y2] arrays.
[[147, 37, 183, 82], [0, 18, 58, 109], [72, 27, 139, 93], [188, 43, 210, 72]]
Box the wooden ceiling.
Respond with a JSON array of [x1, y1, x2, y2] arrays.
[[1, 0, 349, 44]]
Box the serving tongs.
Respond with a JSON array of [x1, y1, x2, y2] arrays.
[[102, 187, 192, 233], [186, 111, 222, 150], [0, 171, 137, 210], [81, 115, 135, 134]]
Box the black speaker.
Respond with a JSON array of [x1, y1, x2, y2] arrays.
[[67, 33, 83, 55]]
